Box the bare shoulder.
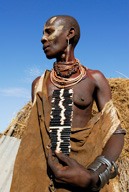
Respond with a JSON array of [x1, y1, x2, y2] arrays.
[[87, 68, 111, 91], [87, 69, 108, 85], [31, 76, 41, 103], [32, 76, 41, 88], [87, 69, 111, 111]]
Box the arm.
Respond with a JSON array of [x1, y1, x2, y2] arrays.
[[93, 70, 124, 162], [88, 71, 125, 189]]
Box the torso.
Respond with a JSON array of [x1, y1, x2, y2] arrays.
[[46, 68, 97, 128]]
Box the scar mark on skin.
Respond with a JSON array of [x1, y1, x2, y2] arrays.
[[50, 17, 57, 24]]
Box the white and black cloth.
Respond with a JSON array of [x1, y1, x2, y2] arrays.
[[49, 88, 73, 155]]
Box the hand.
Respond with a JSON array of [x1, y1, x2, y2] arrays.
[[48, 149, 98, 188]]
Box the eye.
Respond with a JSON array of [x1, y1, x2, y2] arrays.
[[46, 28, 54, 35], [45, 28, 55, 35]]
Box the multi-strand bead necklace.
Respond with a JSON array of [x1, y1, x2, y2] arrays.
[[50, 59, 87, 88]]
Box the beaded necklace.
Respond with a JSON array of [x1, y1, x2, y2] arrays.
[[50, 59, 87, 88], [54, 59, 79, 78]]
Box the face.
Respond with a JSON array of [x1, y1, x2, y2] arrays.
[[41, 18, 68, 59]]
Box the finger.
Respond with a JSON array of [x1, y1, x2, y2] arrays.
[[48, 149, 53, 161], [48, 149, 55, 167], [55, 178, 68, 184], [55, 150, 71, 166], [48, 150, 69, 179], [48, 150, 60, 173]]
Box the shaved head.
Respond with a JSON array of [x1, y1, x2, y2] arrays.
[[45, 15, 80, 47]]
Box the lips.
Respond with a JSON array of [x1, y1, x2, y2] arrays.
[[43, 45, 50, 52]]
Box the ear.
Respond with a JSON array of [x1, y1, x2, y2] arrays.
[[66, 27, 75, 40]]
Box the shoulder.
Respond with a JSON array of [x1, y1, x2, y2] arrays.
[[32, 76, 41, 88], [87, 69, 111, 111], [87, 69, 109, 89], [87, 68, 106, 81], [31, 76, 41, 103]]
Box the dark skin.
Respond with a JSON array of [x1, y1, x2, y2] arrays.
[[32, 16, 124, 189]]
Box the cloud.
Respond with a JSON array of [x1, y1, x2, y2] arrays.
[[0, 88, 31, 98], [28, 67, 43, 76], [23, 66, 44, 83], [25, 66, 44, 76]]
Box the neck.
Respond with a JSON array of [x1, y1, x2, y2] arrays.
[[56, 46, 75, 63], [53, 59, 80, 78]]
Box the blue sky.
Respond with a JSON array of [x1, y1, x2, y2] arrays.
[[0, 0, 129, 132]]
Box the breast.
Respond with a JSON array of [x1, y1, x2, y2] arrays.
[[73, 94, 93, 110]]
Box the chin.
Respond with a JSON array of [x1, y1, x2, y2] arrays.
[[46, 54, 55, 59], [44, 50, 61, 60], [45, 52, 56, 59]]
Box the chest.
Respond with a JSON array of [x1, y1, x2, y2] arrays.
[[47, 76, 95, 109]]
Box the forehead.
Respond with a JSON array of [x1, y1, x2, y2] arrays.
[[45, 17, 63, 28], [43, 19, 65, 34], [49, 16, 57, 24]]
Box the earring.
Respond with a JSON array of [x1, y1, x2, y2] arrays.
[[67, 39, 69, 46], [66, 39, 70, 62]]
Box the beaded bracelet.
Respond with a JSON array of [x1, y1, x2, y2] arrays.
[[87, 156, 118, 191]]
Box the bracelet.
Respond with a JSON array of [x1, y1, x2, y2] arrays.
[[113, 128, 126, 135], [87, 156, 118, 191]]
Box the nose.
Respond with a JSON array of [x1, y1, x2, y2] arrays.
[[41, 35, 48, 44]]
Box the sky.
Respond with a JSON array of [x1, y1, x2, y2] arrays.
[[0, 0, 129, 133]]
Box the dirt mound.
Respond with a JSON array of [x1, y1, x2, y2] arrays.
[[1, 78, 129, 191]]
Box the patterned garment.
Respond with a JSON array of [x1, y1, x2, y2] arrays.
[[49, 89, 73, 155]]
